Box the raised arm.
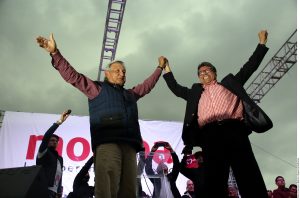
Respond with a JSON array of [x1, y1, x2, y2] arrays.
[[37, 110, 70, 156], [234, 30, 269, 85], [163, 60, 190, 100], [130, 56, 168, 100], [36, 33, 100, 99], [73, 156, 94, 190], [165, 143, 180, 181], [145, 145, 158, 176]]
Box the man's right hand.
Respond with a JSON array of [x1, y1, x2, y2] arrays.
[[36, 33, 57, 54], [56, 110, 70, 125], [158, 56, 171, 73], [158, 56, 168, 69]]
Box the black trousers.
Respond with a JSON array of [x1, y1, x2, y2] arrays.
[[200, 120, 268, 198], [48, 190, 57, 198]]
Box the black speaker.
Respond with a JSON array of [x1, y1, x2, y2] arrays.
[[0, 165, 48, 198]]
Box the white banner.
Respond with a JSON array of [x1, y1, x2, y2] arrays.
[[0, 111, 189, 197]]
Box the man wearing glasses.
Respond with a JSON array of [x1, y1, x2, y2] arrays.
[[163, 30, 272, 198]]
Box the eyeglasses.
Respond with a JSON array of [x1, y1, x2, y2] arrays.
[[198, 69, 212, 76]]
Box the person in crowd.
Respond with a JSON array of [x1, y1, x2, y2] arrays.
[[163, 30, 272, 198], [68, 156, 94, 198], [288, 184, 297, 198], [145, 141, 181, 198], [36, 33, 167, 198], [180, 149, 204, 197], [36, 110, 70, 198], [273, 176, 290, 198], [227, 186, 239, 198], [181, 179, 195, 198]]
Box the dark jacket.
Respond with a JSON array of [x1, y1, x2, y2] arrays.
[[145, 152, 181, 198], [88, 81, 143, 152], [181, 191, 195, 198], [272, 188, 290, 198], [163, 44, 273, 146], [36, 123, 63, 193]]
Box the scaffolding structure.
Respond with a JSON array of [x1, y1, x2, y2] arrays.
[[97, 0, 127, 81], [0, 110, 4, 129], [246, 30, 297, 102], [228, 167, 241, 197]]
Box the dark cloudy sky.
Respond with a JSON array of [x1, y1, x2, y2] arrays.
[[0, 0, 297, 191]]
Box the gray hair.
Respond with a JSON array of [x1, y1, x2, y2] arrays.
[[106, 60, 125, 70]]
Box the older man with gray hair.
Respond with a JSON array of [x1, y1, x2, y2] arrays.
[[36, 33, 167, 198]]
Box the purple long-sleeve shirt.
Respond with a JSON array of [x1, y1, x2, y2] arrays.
[[51, 50, 162, 100]]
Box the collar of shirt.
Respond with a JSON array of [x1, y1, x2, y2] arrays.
[[203, 80, 217, 89], [105, 80, 124, 89]]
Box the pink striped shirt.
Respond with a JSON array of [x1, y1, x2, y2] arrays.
[[197, 80, 244, 127]]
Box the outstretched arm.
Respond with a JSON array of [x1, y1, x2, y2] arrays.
[[163, 60, 189, 100], [73, 156, 94, 190], [130, 56, 168, 100], [235, 30, 269, 85], [37, 110, 70, 156], [36, 34, 100, 99]]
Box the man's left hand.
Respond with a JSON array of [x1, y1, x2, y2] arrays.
[[258, 30, 268, 45], [158, 56, 168, 69]]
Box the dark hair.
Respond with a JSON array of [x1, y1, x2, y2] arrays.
[[289, 184, 297, 189], [275, 176, 284, 182], [51, 134, 59, 141], [197, 62, 217, 75]]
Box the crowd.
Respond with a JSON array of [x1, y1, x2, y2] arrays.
[[267, 176, 297, 198]]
